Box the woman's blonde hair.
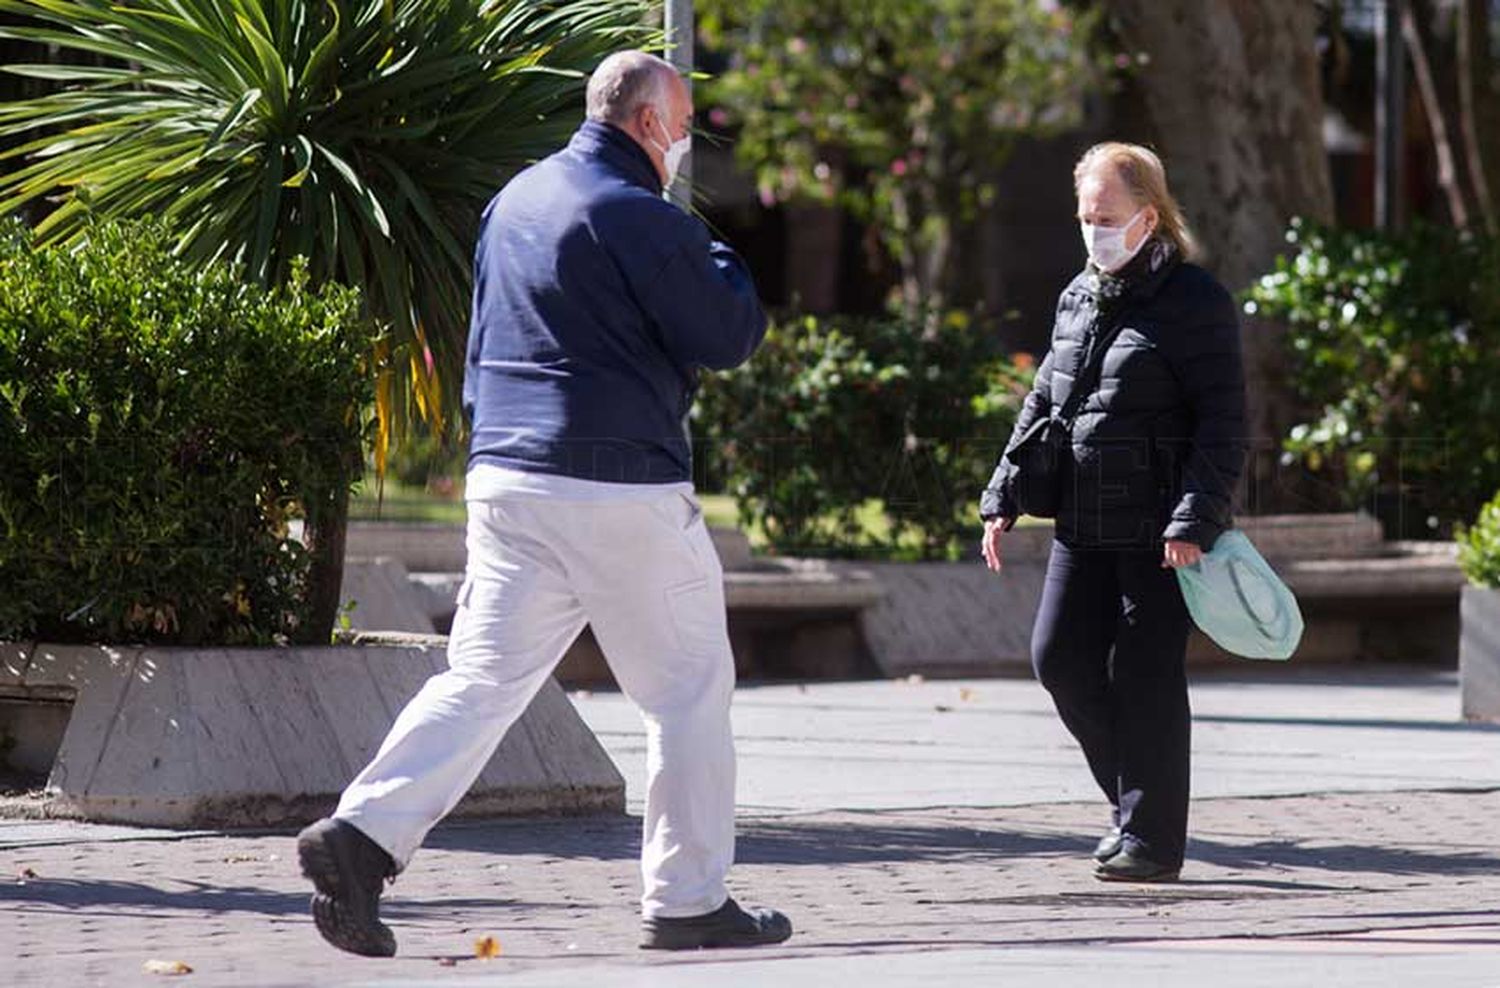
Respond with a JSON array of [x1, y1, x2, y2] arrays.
[[1074, 142, 1199, 261]]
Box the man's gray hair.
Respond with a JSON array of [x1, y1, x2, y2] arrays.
[[586, 51, 675, 125]]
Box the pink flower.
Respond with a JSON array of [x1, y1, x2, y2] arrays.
[[709, 107, 730, 128], [890, 159, 909, 176]]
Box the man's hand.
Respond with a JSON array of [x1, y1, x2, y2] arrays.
[[1162, 539, 1203, 569], [981, 518, 1009, 573]]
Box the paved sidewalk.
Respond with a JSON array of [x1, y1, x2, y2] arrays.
[[4, 669, 1500, 987]]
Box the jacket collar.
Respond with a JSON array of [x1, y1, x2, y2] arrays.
[[567, 119, 663, 195]]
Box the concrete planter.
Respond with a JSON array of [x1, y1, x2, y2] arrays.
[[0, 638, 623, 827], [1460, 586, 1500, 721]]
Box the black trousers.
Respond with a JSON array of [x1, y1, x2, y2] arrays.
[[1031, 539, 1193, 867]]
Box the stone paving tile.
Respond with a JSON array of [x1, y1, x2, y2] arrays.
[[3, 790, 1500, 987]]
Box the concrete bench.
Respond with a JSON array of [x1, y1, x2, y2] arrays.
[[829, 515, 1464, 677], [0, 639, 623, 827], [344, 512, 1465, 680], [391, 552, 885, 684]]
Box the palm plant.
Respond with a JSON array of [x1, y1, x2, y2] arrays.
[[0, 0, 656, 453]]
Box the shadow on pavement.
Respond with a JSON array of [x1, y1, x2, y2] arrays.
[[0, 877, 307, 916], [428, 814, 1500, 882], [1188, 837, 1500, 877]]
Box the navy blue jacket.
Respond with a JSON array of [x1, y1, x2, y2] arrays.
[[981, 248, 1248, 550], [463, 120, 767, 483]]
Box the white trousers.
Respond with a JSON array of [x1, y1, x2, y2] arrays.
[[334, 488, 736, 918]]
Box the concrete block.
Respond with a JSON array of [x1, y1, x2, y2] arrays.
[[341, 557, 436, 634], [1239, 513, 1385, 560], [346, 521, 468, 573], [834, 559, 1047, 678], [1461, 586, 1500, 721], [13, 641, 623, 828]]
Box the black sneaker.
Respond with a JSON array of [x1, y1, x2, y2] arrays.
[[640, 897, 793, 950], [297, 817, 398, 957], [1093, 847, 1181, 883]]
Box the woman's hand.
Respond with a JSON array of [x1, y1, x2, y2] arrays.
[[1162, 539, 1202, 569], [981, 518, 1009, 573]]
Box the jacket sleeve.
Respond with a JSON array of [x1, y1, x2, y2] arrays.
[[1161, 286, 1249, 550], [637, 216, 769, 371], [979, 347, 1055, 523]]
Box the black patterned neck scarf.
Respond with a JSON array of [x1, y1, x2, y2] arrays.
[[1087, 236, 1179, 306]]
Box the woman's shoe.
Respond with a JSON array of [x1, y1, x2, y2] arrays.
[[1093, 847, 1180, 883], [1093, 826, 1124, 862]]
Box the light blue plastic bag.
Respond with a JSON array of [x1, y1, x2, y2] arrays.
[[1175, 530, 1303, 660]]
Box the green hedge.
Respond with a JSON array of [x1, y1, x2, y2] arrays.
[[693, 311, 1032, 559], [1459, 491, 1500, 589], [1247, 220, 1500, 537], [0, 221, 375, 645]]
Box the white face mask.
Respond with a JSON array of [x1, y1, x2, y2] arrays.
[[1081, 208, 1148, 273], [649, 108, 691, 185]]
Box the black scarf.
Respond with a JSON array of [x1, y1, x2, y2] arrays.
[[1086, 236, 1179, 306]]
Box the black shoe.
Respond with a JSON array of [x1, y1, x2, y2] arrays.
[[1094, 847, 1181, 883], [640, 897, 793, 950], [1093, 826, 1124, 862], [297, 818, 398, 957]]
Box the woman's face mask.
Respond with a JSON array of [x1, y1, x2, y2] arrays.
[[1081, 208, 1148, 273]]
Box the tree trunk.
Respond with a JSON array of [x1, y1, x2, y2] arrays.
[[300, 483, 350, 645], [1102, 0, 1336, 514]]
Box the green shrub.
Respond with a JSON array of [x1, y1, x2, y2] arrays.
[[1246, 219, 1500, 537], [0, 220, 375, 645], [693, 311, 1032, 559], [1458, 491, 1500, 589]]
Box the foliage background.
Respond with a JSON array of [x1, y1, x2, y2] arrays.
[[1247, 219, 1500, 538], [697, 0, 1105, 321], [694, 311, 1033, 559]]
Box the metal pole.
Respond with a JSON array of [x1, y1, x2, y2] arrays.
[[1376, 0, 1406, 230], [664, 0, 694, 201]]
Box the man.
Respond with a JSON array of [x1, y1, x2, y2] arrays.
[[296, 50, 791, 956]]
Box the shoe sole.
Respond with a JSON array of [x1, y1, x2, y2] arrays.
[[1093, 868, 1181, 884], [298, 825, 397, 958], [640, 918, 793, 950]]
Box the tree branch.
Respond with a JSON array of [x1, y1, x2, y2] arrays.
[[1402, 3, 1471, 228], [1456, 0, 1497, 233]]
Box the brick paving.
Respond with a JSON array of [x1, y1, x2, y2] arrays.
[[4, 788, 1500, 987]]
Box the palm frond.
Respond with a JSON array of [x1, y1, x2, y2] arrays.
[[0, 0, 660, 443]]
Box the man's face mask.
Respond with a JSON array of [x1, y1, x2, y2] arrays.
[[1081, 208, 1148, 273], [650, 106, 691, 185]]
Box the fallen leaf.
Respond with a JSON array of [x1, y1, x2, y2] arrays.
[[934, 704, 954, 713], [474, 936, 502, 960], [142, 959, 193, 976], [17, 867, 37, 881], [958, 687, 976, 702]]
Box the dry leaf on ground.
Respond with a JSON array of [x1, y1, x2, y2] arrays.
[[474, 936, 502, 959], [142, 959, 193, 976]]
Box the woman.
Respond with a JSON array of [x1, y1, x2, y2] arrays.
[[979, 142, 1247, 882]]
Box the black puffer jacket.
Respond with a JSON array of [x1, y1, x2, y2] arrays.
[[980, 244, 1248, 550]]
